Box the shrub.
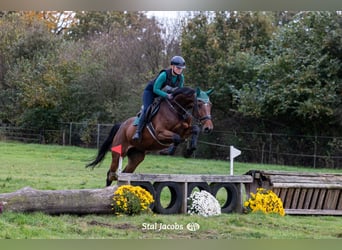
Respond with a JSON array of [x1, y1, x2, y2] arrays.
[[187, 190, 221, 217], [112, 185, 154, 215], [244, 188, 285, 216]]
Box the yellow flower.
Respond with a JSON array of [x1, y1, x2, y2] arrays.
[[112, 185, 154, 215], [244, 188, 285, 216]]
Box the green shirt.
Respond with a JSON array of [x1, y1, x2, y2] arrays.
[[153, 71, 184, 98]]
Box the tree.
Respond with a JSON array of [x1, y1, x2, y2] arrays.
[[239, 12, 342, 135], [19, 11, 77, 35], [0, 11, 171, 128], [182, 11, 276, 113]]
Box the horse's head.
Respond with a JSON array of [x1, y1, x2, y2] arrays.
[[196, 87, 214, 134]]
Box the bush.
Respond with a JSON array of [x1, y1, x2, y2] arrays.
[[187, 190, 221, 217], [244, 188, 285, 216], [112, 185, 154, 216]]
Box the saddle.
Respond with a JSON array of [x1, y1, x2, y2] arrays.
[[133, 97, 163, 126]]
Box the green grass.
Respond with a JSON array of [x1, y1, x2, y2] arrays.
[[1, 141, 342, 239]]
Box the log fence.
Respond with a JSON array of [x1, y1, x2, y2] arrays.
[[245, 170, 342, 215]]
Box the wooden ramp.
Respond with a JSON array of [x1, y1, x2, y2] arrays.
[[245, 170, 342, 215]]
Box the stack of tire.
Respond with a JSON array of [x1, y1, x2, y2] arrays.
[[130, 181, 239, 214]]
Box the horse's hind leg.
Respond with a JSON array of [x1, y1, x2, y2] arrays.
[[123, 149, 145, 174]]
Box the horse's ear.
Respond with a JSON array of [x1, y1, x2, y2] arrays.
[[196, 87, 201, 97], [206, 88, 214, 96]]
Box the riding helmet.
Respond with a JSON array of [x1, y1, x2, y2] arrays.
[[170, 56, 186, 69]]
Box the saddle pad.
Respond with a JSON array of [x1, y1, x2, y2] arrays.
[[133, 98, 162, 126]]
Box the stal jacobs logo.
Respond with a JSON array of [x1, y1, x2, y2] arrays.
[[142, 222, 200, 232]]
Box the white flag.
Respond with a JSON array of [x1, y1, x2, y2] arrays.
[[230, 146, 241, 159]]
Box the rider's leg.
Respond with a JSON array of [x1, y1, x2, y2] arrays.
[[132, 110, 146, 141], [132, 89, 154, 141]]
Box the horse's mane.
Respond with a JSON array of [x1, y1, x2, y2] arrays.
[[172, 87, 195, 97]]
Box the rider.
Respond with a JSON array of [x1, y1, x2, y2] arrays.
[[132, 55, 186, 142]]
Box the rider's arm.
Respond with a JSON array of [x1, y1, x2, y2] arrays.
[[153, 71, 168, 98], [179, 75, 184, 88]]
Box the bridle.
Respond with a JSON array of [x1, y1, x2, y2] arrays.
[[166, 96, 212, 126], [197, 100, 212, 123]]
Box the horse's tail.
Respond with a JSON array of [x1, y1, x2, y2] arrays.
[[85, 123, 121, 169]]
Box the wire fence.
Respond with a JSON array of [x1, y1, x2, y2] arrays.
[[1, 123, 341, 169]]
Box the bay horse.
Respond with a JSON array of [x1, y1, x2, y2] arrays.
[[86, 87, 213, 186]]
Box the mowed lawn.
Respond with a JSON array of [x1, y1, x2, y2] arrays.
[[0, 141, 342, 239]]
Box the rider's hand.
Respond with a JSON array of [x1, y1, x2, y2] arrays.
[[167, 94, 173, 100]]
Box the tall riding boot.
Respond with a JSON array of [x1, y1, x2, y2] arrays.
[[132, 112, 146, 141]]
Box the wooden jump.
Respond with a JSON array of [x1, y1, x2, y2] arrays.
[[118, 173, 253, 214], [245, 170, 342, 215]]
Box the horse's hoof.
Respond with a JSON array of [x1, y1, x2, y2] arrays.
[[159, 149, 169, 155], [184, 149, 194, 158]]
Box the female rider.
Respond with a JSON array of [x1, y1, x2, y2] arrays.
[[132, 55, 186, 141]]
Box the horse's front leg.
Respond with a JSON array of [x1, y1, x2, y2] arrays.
[[157, 130, 183, 147], [189, 125, 200, 151]]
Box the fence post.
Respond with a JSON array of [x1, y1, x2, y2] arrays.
[[97, 124, 101, 149], [313, 135, 317, 168], [62, 129, 65, 146], [268, 133, 273, 164], [69, 122, 72, 145]]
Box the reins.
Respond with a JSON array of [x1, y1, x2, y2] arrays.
[[166, 96, 212, 125], [165, 98, 194, 121]]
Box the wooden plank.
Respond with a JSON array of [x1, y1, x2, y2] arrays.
[[257, 170, 342, 178], [316, 189, 327, 209], [291, 188, 301, 209], [303, 188, 313, 209], [323, 190, 340, 210], [179, 182, 188, 214], [270, 176, 342, 184], [285, 209, 342, 215], [310, 189, 320, 209], [284, 188, 294, 209], [331, 190, 341, 209], [337, 192, 342, 210], [118, 173, 253, 183], [272, 188, 281, 197], [279, 188, 288, 207], [272, 183, 342, 189], [297, 189, 307, 209], [236, 183, 244, 213]]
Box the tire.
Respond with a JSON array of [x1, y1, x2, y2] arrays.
[[130, 181, 155, 210], [210, 183, 239, 213], [187, 182, 211, 196], [153, 182, 183, 214]]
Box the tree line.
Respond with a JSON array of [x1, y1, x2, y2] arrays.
[[0, 11, 341, 166]]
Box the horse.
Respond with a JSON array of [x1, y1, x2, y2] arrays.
[[86, 87, 214, 186]]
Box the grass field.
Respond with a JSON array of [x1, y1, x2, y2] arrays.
[[0, 141, 342, 239]]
